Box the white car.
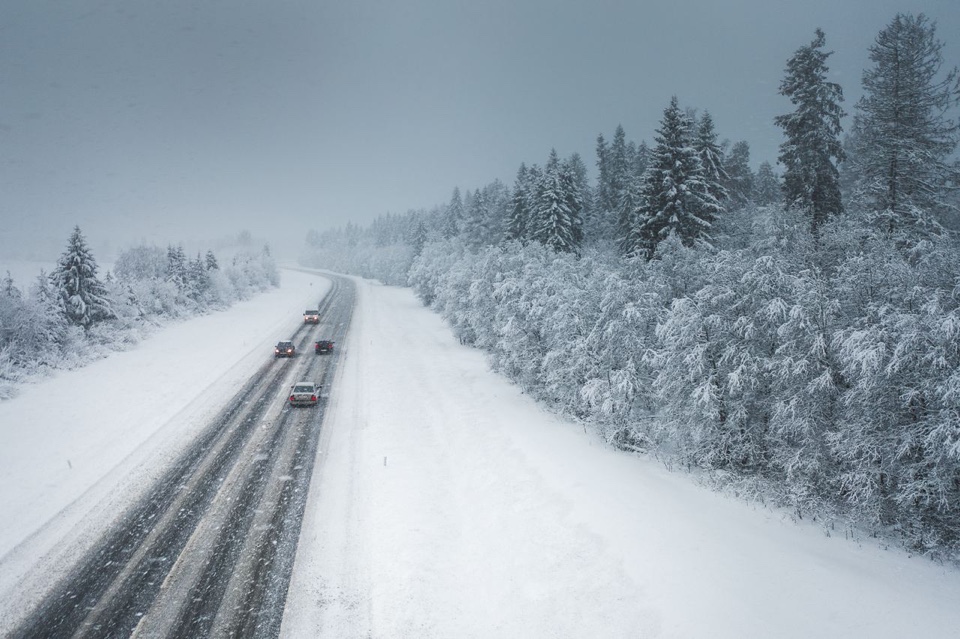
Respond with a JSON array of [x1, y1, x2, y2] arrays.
[[288, 381, 321, 407]]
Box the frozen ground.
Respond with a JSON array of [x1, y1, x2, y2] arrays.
[[2, 270, 960, 638]]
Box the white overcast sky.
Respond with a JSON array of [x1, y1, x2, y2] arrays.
[[1, 0, 959, 260]]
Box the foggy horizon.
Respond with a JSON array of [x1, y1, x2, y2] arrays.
[[2, 0, 959, 263]]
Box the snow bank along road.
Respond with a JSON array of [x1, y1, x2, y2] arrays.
[[4, 275, 355, 638]]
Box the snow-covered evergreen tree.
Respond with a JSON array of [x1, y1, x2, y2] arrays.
[[616, 174, 645, 256], [775, 29, 846, 234], [694, 111, 729, 207], [480, 179, 510, 247], [166, 244, 188, 293], [560, 156, 585, 251], [441, 188, 464, 239], [205, 250, 219, 271], [633, 141, 651, 179], [587, 133, 621, 244], [462, 188, 487, 251], [567, 152, 593, 239], [629, 97, 721, 258], [529, 150, 582, 254], [595, 133, 610, 215], [754, 162, 782, 206], [411, 219, 428, 257], [2, 272, 20, 301], [505, 163, 531, 243], [723, 141, 754, 209], [606, 125, 630, 215], [846, 13, 960, 232], [0, 276, 22, 362], [186, 252, 210, 302], [50, 226, 114, 328]]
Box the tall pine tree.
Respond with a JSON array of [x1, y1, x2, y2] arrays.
[[694, 111, 729, 207], [441, 188, 464, 239], [506, 164, 531, 243], [606, 125, 630, 216], [775, 28, 846, 235], [846, 13, 960, 231], [723, 140, 754, 208], [595, 133, 609, 213], [462, 188, 487, 250]]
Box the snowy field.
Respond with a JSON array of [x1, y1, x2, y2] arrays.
[[3, 270, 960, 637]]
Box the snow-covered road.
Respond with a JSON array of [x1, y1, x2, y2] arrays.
[[3, 269, 960, 638]]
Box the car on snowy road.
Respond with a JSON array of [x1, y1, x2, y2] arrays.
[[275, 340, 296, 358], [303, 309, 320, 323], [288, 381, 321, 406]]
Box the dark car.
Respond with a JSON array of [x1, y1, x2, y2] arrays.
[[275, 340, 296, 358], [315, 340, 335, 354]]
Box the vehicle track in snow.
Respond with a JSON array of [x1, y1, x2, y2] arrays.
[[10, 274, 355, 639]]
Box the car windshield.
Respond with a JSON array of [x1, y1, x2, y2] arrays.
[[305, 310, 318, 314]]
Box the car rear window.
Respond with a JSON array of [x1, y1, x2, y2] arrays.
[[293, 385, 314, 393]]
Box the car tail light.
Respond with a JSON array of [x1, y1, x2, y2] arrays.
[[289, 395, 295, 401], [311, 395, 317, 401]]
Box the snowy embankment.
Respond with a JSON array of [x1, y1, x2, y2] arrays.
[[0, 269, 329, 610], [2, 270, 960, 638]]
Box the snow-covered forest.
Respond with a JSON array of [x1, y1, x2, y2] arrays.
[[0, 226, 279, 399], [301, 15, 960, 559]]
